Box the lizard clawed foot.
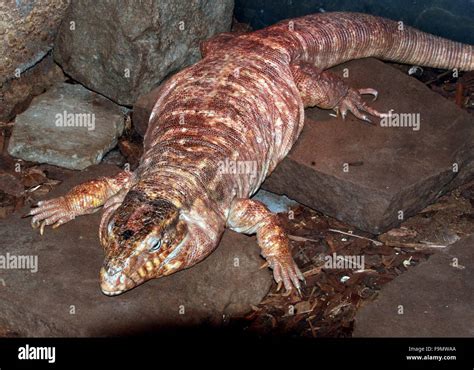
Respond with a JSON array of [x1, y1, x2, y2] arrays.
[[27, 197, 76, 234], [335, 87, 383, 124], [265, 252, 305, 295], [227, 198, 305, 295], [25, 172, 134, 236]]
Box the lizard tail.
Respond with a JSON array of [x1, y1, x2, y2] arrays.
[[272, 12, 474, 71]]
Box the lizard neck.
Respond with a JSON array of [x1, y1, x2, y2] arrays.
[[134, 153, 229, 226], [132, 163, 226, 265]]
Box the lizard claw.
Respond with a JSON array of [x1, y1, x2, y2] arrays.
[[266, 252, 305, 294], [276, 281, 283, 292], [334, 87, 383, 124], [341, 108, 347, 120], [27, 196, 76, 233], [358, 88, 378, 101]]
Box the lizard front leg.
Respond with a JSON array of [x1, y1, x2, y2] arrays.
[[290, 62, 383, 123], [27, 170, 135, 234], [227, 198, 304, 293]]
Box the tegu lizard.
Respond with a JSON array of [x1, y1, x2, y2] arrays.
[[28, 12, 473, 296]]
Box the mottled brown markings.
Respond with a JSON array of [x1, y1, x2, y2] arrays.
[[103, 12, 468, 293], [29, 12, 474, 295], [132, 11, 472, 292]]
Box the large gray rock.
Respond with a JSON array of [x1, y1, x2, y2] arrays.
[[354, 234, 474, 337], [0, 55, 65, 121], [54, 0, 234, 106], [0, 164, 272, 337], [0, 0, 70, 83], [0, 0, 70, 121], [8, 83, 125, 170], [263, 58, 474, 234]]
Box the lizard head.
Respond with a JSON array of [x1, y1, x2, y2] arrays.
[[99, 190, 189, 296]]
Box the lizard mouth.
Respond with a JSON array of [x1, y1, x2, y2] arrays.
[[101, 288, 124, 297], [99, 266, 138, 296]]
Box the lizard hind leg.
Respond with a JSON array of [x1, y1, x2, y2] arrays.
[[290, 62, 384, 124], [227, 198, 304, 294]]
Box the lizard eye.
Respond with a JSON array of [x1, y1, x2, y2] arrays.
[[148, 238, 162, 252], [107, 220, 115, 235]]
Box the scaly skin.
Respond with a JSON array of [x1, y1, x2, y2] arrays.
[[28, 12, 474, 295]]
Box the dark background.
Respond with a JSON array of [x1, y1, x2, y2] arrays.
[[234, 0, 474, 44]]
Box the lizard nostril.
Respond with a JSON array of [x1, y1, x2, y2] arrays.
[[103, 265, 120, 277]]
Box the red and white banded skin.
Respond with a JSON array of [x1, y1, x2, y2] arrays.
[[29, 12, 474, 295]]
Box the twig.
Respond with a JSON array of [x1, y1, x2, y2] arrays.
[[306, 318, 317, 338], [327, 228, 383, 246], [384, 241, 447, 250], [354, 268, 377, 274], [303, 266, 323, 277], [288, 234, 322, 243]]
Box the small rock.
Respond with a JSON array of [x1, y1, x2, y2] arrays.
[[8, 83, 125, 170], [340, 275, 350, 283]]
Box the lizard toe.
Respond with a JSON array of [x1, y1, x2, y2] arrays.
[[336, 88, 384, 124], [267, 254, 304, 294], [29, 197, 74, 233]]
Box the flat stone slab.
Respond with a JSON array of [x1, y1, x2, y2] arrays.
[[263, 58, 474, 233], [8, 83, 125, 170], [251, 189, 298, 214], [0, 164, 271, 337], [353, 234, 474, 337]]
